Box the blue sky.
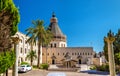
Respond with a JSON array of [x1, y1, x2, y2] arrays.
[[13, 0, 120, 52]]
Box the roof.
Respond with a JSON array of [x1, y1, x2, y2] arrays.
[[49, 13, 66, 41]]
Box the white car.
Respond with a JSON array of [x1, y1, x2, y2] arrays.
[[18, 65, 32, 72], [47, 72, 66, 76]]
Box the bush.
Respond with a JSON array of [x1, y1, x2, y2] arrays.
[[40, 64, 49, 70], [33, 65, 38, 69], [90, 65, 96, 70], [96, 64, 109, 72], [116, 65, 120, 73], [21, 62, 29, 65], [0, 50, 15, 74]]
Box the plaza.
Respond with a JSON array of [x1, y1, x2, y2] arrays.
[[8, 69, 110, 76]]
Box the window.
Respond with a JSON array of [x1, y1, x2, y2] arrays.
[[21, 48, 22, 53], [72, 53, 74, 55], [58, 53, 59, 55], [75, 53, 76, 55], [47, 53, 49, 56], [42, 53, 44, 55], [25, 48, 27, 54], [88, 53, 89, 55], [85, 53, 87, 55], [25, 57, 27, 61], [54, 43, 56, 47], [21, 40, 22, 43], [63, 53, 64, 55], [91, 53, 92, 55], [53, 53, 54, 55], [78, 53, 79, 55], [51, 44, 53, 48], [83, 53, 84, 55]]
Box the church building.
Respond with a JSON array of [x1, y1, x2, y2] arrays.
[[14, 13, 94, 67], [42, 13, 94, 67]]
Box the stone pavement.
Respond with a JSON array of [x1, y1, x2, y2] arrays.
[[8, 69, 112, 76]]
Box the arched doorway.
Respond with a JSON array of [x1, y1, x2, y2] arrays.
[[51, 55, 56, 64], [79, 59, 81, 64], [52, 59, 55, 64]]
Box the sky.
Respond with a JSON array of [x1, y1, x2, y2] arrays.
[[13, 0, 120, 52]]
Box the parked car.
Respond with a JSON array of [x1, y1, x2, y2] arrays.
[[47, 72, 66, 76], [18, 65, 32, 72]]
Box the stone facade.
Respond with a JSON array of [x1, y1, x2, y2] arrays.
[[14, 32, 38, 65]]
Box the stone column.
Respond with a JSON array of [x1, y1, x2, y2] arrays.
[[105, 31, 116, 76], [12, 37, 20, 76]]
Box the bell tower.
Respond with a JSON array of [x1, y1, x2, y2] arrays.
[[49, 12, 67, 48]]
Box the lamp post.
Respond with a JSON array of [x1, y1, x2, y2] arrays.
[[11, 37, 20, 76], [105, 30, 116, 76]]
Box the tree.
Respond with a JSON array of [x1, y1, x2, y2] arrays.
[[103, 29, 120, 65], [27, 50, 37, 66], [0, 0, 20, 75], [0, 50, 15, 74], [26, 20, 52, 68], [0, 0, 20, 52]]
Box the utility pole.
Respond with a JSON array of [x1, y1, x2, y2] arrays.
[[105, 30, 116, 76]]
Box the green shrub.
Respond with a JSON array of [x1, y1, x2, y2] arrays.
[[90, 65, 96, 70], [21, 62, 29, 65], [0, 50, 15, 74], [116, 65, 120, 73], [40, 64, 49, 70], [33, 65, 38, 69], [96, 64, 109, 72]]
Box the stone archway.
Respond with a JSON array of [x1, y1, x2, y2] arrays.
[[51, 55, 56, 64]]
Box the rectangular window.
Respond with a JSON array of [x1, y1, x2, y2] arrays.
[[21, 48, 22, 53], [25, 48, 27, 54], [54, 43, 56, 47]]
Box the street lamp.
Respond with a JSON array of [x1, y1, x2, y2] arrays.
[[105, 30, 116, 76]]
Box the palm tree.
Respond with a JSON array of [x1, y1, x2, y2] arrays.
[[27, 50, 37, 66], [26, 20, 52, 68]]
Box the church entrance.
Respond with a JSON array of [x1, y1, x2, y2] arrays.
[[79, 59, 81, 64], [52, 59, 55, 64]]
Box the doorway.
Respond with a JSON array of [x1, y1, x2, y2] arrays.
[[52, 59, 55, 64], [79, 59, 81, 64]]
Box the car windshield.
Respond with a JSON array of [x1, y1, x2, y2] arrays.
[[20, 65, 26, 67]]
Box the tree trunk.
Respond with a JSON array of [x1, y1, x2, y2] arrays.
[[5, 70, 8, 76], [37, 42, 40, 68], [40, 44, 42, 64], [31, 58, 33, 66]]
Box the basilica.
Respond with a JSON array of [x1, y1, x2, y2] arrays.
[[14, 13, 94, 67]]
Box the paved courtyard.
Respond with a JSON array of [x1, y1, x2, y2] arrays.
[[8, 69, 110, 76]]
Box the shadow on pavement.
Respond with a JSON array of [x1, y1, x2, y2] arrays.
[[80, 70, 110, 75]]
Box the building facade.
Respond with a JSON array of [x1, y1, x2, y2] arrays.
[[14, 32, 38, 65], [14, 13, 94, 67]]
